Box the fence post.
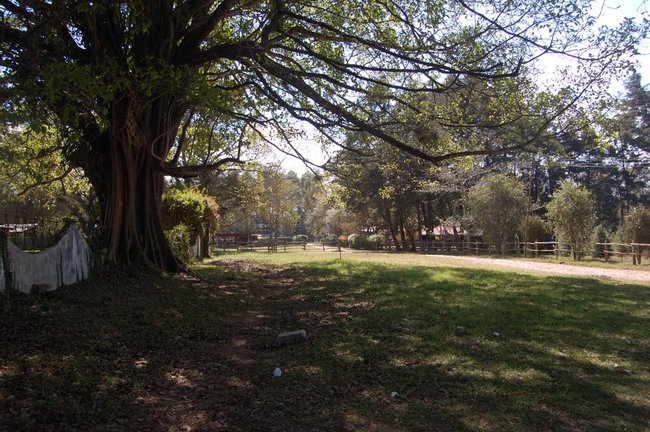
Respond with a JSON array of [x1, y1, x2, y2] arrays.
[[604, 243, 609, 262], [535, 241, 539, 258], [632, 245, 637, 265], [555, 242, 559, 260]]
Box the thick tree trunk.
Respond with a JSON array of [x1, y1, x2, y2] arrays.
[[97, 96, 184, 272]]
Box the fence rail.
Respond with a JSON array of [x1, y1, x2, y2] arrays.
[[212, 236, 650, 265]]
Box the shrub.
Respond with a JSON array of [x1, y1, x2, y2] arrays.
[[292, 234, 308, 242], [164, 224, 193, 264], [591, 224, 609, 258], [161, 187, 219, 238], [162, 187, 218, 259], [621, 207, 650, 262], [367, 233, 387, 250], [519, 215, 548, 243], [468, 174, 526, 254], [611, 227, 626, 253], [621, 207, 650, 244], [348, 233, 369, 250], [547, 180, 595, 260]]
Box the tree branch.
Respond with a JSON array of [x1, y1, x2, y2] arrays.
[[160, 157, 245, 178]]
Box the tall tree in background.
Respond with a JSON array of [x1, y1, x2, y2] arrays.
[[1, 0, 644, 270], [257, 166, 299, 237], [613, 73, 650, 221]]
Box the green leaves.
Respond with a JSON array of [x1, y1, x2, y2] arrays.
[[161, 187, 219, 238], [547, 180, 595, 258], [468, 174, 527, 253]]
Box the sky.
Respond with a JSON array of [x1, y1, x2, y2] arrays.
[[271, 0, 650, 175]]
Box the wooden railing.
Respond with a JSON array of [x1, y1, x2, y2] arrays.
[[212, 237, 650, 265]]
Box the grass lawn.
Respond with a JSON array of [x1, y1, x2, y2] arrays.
[[1, 252, 649, 431]]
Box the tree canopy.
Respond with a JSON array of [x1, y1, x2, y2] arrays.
[[1, 0, 646, 270]]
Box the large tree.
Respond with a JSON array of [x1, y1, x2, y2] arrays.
[[0, 0, 644, 270]]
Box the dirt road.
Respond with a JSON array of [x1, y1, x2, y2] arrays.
[[424, 254, 650, 284]]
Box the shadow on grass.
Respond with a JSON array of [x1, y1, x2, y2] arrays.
[[1, 260, 649, 431]]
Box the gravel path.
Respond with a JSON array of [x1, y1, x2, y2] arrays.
[[429, 255, 650, 284]]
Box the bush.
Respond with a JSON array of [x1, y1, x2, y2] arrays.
[[621, 207, 650, 244], [367, 233, 387, 250], [164, 224, 193, 264], [591, 224, 609, 258], [468, 174, 526, 254], [162, 187, 219, 238], [348, 233, 369, 249], [519, 215, 548, 243], [621, 207, 650, 262], [547, 180, 595, 260], [611, 227, 626, 253], [292, 234, 308, 242], [162, 187, 219, 259]]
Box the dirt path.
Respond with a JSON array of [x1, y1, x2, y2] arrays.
[[422, 254, 650, 284]]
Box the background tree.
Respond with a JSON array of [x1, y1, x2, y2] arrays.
[[257, 166, 300, 238], [468, 174, 526, 254], [203, 168, 265, 234], [612, 73, 650, 221], [547, 179, 595, 260]]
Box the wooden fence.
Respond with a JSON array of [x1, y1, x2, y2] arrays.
[[214, 238, 309, 253], [212, 237, 650, 265]]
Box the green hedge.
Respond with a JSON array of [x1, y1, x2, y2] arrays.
[[164, 224, 192, 264]]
